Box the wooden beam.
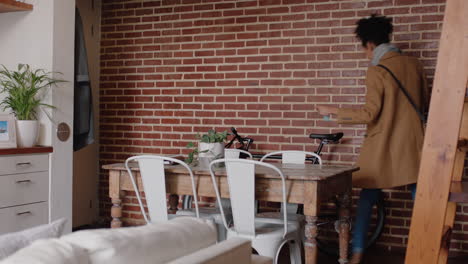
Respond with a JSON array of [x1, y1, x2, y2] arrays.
[[405, 0, 468, 263], [439, 149, 466, 263], [448, 181, 468, 203], [459, 101, 468, 138], [0, 0, 32, 13]]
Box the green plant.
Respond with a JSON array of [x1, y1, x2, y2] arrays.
[[185, 129, 228, 164], [185, 142, 203, 165], [0, 64, 64, 120], [196, 129, 228, 143]]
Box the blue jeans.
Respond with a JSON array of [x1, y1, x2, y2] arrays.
[[352, 184, 416, 253]]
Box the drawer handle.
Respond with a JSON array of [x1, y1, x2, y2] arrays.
[[16, 180, 32, 184], [16, 211, 32, 216], [16, 162, 32, 166]]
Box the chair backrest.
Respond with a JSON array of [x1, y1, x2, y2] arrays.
[[209, 159, 288, 238], [260, 151, 321, 215], [217, 148, 253, 211], [224, 148, 253, 159], [125, 155, 200, 223], [260, 150, 322, 165]]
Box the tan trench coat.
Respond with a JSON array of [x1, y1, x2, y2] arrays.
[[337, 51, 429, 189]]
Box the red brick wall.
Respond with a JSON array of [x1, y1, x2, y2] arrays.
[[99, 0, 467, 253]]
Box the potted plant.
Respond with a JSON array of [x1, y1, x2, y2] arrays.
[[0, 64, 63, 148], [186, 129, 228, 165]]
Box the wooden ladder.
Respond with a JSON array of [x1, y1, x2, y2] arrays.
[[405, 0, 468, 263]]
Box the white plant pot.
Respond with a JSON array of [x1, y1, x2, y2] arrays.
[[16, 120, 39, 148], [198, 142, 224, 167], [198, 142, 225, 158]]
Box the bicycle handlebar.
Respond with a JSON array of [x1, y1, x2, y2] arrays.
[[225, 127, 343, 161], [225, 127, 254, 150], [230, 127, 238, 136]]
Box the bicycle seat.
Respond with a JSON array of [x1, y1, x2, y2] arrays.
[[309, 132, 343, 142]]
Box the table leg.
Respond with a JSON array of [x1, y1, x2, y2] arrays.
[[338, 192, 351, 264], [110, 190, 125, 228], [305, 215, 319, 263], [304, 181, 319, 264], [168, 194, 179, 214], [110, 170, 123, 228]]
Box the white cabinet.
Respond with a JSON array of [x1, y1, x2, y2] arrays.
[[0, 203, 48, 234], [0, 171, 48, 208], [0, 151, 51, 235], [0, 154, 48, 175]]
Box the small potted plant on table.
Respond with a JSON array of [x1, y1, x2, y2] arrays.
[[186, 129, 228, 166], [0, 64, 63, 148]]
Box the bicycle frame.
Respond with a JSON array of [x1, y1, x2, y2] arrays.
[[225, 127, 339, 164]]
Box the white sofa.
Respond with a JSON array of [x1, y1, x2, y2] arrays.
[[1, 217, 271, 264]]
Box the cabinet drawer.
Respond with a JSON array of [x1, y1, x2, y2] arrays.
[[0, 172, 48, 208], [0, 154, 48, 175], [0, 202, 48, 235]]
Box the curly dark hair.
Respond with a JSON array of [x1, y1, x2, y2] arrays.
[[355, 14, 393, 47]]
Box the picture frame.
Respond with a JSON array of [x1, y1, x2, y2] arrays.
[[0, 114, 17, 149]]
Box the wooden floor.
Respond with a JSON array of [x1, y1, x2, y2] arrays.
[[276, 245, 468, 263], [316, 251, 468, 264]]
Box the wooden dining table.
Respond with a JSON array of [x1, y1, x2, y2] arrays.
[[103, 161, 358, 264]]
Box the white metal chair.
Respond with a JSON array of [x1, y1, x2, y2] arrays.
[[260, 151, 322, 215], [125, 155, 228, 241], [224, 148, 266, 213], [221, 149, 254, 218], [260, 150, 322, 165], [259, 151, 322, 247], [209, 159, 302, 264], [224, 148, 253, 159], [216, 148, 253, 229], [183, 149, 251, 209]]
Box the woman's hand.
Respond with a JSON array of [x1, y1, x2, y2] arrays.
[[316, 105, 339, 116]]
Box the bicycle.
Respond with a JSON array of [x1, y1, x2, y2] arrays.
[[225, 127, 386, 257]]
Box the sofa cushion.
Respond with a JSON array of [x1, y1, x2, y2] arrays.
[[1, 238, 89, 264], [62, 217, 217, 264], [168, 237, 252, 264], [0, 218, 67, 260]]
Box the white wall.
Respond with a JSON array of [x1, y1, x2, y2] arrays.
[[0, 0, 75, 232], [0, 0, 55, 145], [50, 0, 75, 232], [74, 0, 101, 228]]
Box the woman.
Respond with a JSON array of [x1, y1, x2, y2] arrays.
[[317, 15, 429, 263]]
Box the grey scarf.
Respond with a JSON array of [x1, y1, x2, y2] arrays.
[[371, 43, 401, 66]]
